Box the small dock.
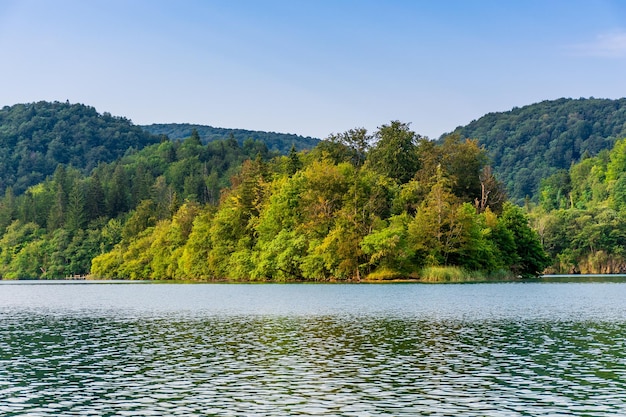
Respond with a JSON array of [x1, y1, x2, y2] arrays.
[[65, 275, 87, 280]]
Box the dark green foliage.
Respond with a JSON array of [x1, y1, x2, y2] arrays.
[[0, 101, 161, 194], [0, 122, 268, 277], [534, 137, 626, 274], [0, 107, 548, 280], [141, 123, 320, 154], [451, 98, 626, 203], [368, 121, 420, 184], [539, 169, 571, 210], [499, 203, 550, 277], [316, 128, 371, 167], [287, 144, 302, 176], [87, 123, 542, 281]]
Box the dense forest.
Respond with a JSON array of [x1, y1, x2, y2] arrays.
[[3, 98, 626, 280], [0, 113, 549, 280], [142, 123, 320, 154], [532, 137, 626, 273], [451, 98, 626, 203], [0, 101, 161, 194], [89, 126, 548, 281], [0, 129, 274, 279]]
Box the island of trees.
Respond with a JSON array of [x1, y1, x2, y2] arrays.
[[1, 98, 626, 280]]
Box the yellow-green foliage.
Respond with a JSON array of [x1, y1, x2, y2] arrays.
[[535, 137, 626, 274], [419, 266, 500, 282], [364, 268, 407, 281], [88, 138, 545, 281], [420, 266, 463, 282], [421, 267, 519, 282], [0, 120, 550, 280]]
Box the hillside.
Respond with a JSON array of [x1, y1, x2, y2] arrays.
[[141, 123, 320, 154], [5, 98, 626, 204], [534, 136, 626, 273], [0, 119, 547, 279], [451, 98, 626, 203], [0, 101, 161, 194]]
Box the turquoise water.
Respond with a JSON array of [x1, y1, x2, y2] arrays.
[[1, 281, 625, 416]]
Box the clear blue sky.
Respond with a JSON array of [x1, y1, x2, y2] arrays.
[[1, 0, 625, 139]]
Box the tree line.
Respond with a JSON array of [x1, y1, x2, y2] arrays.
[[0, 104, 551, 280], [0, 101, 161, 194], [0, 131, 272, 278], [141, 123, 320, 154], [4, 98, 626, 280], [533, 137, 626, 273], [452, 97, 626, 203], [82, 122, 547, 281]]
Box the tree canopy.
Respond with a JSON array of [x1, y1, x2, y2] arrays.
[[141, 123, 320, 154], [0, 121, 547, 281], [0, 101, 162, 195], [0, 101, 558, 280], [532, 136, 626, 274], [451, 98, 626, 203]]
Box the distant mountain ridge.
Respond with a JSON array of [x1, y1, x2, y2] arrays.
[[451, 97, 626, 202], [0, 102, 321, 196], [4, 98, 626, 204], [141, 123, 320, 154], [0, 101, 160, 194]]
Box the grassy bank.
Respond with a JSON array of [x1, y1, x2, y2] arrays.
[[418, 266, 516, 282], [362, 266, 518, 283]]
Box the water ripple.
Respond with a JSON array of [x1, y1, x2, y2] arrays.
[[1, 310, 625, 416], [2, 282, 626, 416]]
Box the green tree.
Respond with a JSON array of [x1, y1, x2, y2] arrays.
[[500, 202, 550, 277], [367, 121, 419, 184], [253, 174, 307, 280], [440, 134, 488, 203], [287, 144, 302, 176], [253, 228, 307, 280], [606, 138, 626, 183], [408, 167, 463, 266], [122, 200, 157, 242], [361, 213, 413, 278], [66, 179, 86, 233], [85, 171, 106, 220], [0, 220, 43, 278], [0, 187, 16, 232], [206, 158, 269, 279], [106, 163, 130, 216], [540, 170, 572, 210], [320, 128, 371, 167], [47, 183, 67, 230], [179, 211, 214, 279]]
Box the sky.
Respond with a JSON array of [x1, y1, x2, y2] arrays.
[[1, 0, 626, 140]]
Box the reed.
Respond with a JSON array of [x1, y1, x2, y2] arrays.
[[365, 268, 406, 281], [420, 266, 517, 282], [420, 266, 465, 282]]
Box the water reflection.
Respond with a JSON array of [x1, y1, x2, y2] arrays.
[[1, 310, 625, 416]]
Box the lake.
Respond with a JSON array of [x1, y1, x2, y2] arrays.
[[1, 279, 625, 416]]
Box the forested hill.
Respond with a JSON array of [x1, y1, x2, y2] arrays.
[[0, 101, 161, 194], [141, 123, 320, 154], [450, 98, 626, 203]]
